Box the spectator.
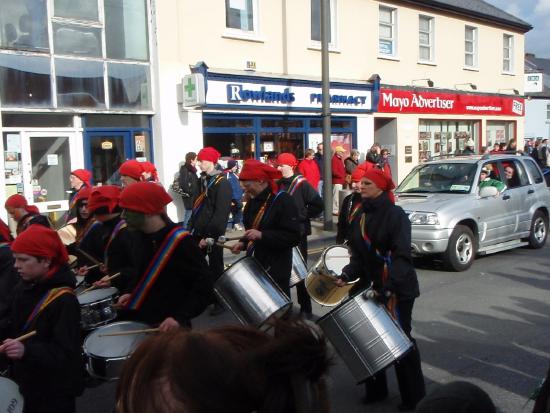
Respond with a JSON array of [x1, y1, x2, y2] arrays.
[[478, 166, 506, 193], [532, 139, 542, 164], [498, 142, 507, 152], [344, 149, 360, 189], [524, 139, 535, 156], [314, 143, 324, 195], [379, 148, 392, 179], [366, 142, 381, 165], [299, 148, 321, 192], [462, 139, 475, 155], [506, 138, 518, 153], [225, 160, 244, 231], [538, 139, 549, 169], [331, 146, 346, 214], [177, 152, 200, 230], [490, 143, 501, 154]]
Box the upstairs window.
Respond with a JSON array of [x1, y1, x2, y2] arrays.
[[379, 6, 397, 56], [225, 0, 257, 32], [311, 0, 337, 47], [419, 15, 434, 62], [503, 34, 513, 73], [465, 26, 478, 67]]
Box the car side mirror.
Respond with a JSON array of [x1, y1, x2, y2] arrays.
[[479, 186, 498, 198]]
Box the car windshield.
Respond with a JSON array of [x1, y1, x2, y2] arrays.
[[397, 162, 478, 194]]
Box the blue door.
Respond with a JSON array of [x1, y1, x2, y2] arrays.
[[84, 131, 132, 185]]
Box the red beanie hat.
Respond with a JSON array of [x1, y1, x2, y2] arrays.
[[5, 194, 39, 214], [277, 153, 298, 168], [71, 169, 92, 187], [197, 147, 221, 164], [351, 164, 366, 183], [239, 159, 282, 193], [72, 186, 92, 207], [119, 160, 145, 181], [119, 182, 172, 214], [88, 185, 121, 214], [362, 168, 396, 203], [0, 218, 12, 243], [141, 161, 159, 181], [11, 225, 68, 277]]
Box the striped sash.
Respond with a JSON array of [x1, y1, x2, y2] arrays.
[[286, 175, 307, 196], [23, 287, 74, 331], [104, 219, 127, 267], [245, 192, 283, 256], [191, 174, 224, 219], [127, 227, 190, 310]]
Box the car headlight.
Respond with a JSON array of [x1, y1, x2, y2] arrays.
[[408, 212, 439, 225]]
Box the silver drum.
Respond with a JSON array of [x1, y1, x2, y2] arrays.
[[83, 321, 152, 380], [317, 290, 412, 382], [289, 247, 308, 287], [78, 287, 118, 330], [214, 256, 291, 329]]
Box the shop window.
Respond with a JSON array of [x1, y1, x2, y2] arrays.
[[225, 0, 258, 33], [105, 0, 149, 61], [419, 120, 479, 161], [486, 121, 514, 147], [379, 6, 397, 56], [465, 26, 477, 67], [54, 0, 99, 21], [53, 23, 102, 58], [261, 119, 304, 128], [311, 0, 337, 47], [133, 131, 151, 161], [0, 53, 51, 107], [0, 1, 49, 52], [260, 132, 304, 161], [204, 132, 256, 160], [546, 104, 550, 121], [30, 136, 71, 203], [85, 114, 150, 128], [502, 34, 513, 73], [419, 15, 434, 62], [203, 118, 253, 128], [55, 58, 105, 108], [108, 62, 151, 110], [310, 119, 352, 129], [2, 114, 73, 127]]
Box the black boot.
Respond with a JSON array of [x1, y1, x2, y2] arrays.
[[362, 371, 389, 404]]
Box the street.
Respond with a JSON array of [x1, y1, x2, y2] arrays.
[[77, 243, 550, 412]]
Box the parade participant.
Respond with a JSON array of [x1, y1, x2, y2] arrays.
[[187, 147, 232, 315], [58, 187, 94, 252], [119, 159, 146, 188], [230, 159, 300, 297], [0, 218, 17, 339], [0, 225, 83, 413], [336, 165, 365, 244], [68, 168, 92, 208], [277, 153, 323, 316], [78, 185, 141, 293], [116, 320, 331, 413], [116, 182, 212, 331], [5, 194, 50, 235], [338, 168, 425, 410], [141, 161, 159, 183], [298, 148, 321, 192]]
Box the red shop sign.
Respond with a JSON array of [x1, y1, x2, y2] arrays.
[[378, 88, 524, 116]]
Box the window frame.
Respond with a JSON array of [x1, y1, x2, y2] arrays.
[[464, 25, 478, 69], [223, 0, 261, 41], [502, 34, 514, 74], [546, 103, 550, 120], [418, 14, 434, 63], [310, 0, 338, 50], [378, 5, 398, 58]]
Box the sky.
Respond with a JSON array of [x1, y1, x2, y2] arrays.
[[484, 0, 550, 58]]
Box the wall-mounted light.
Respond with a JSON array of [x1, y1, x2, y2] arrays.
[[412, 78, 434, 87], [454, 83, 477, 90], [498, 88, 520, 95]]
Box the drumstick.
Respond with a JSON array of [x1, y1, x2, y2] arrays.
[[221, 235, 243, 242], [76, 248, 103, 266], [216, 242, 237, 250], [98, 328, 159, 337], [85, 263, 100, 271], [0, 330, 37, 352], [77, 272, 121, 295]]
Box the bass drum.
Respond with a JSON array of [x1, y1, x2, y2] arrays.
[[317, 290, 412, 383], [214, 256, 291, 329], [305, 245, 358, 306], [0, 377, 23, 413]]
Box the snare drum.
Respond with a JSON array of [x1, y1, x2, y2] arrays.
[[317, 290, 412, 382], [0, 377, 23, 413], [305, 245, 358, 306], [289, 246, 308, 287], [83, 321, 152, 380], [78, 287, 118, 330], [214, 256, 292, 329]]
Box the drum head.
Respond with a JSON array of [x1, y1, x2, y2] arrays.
[[0, 377, 23, 413], [78, 287, 118, 304], [324, 246, 350, 275], [83, 321, 151, 358]]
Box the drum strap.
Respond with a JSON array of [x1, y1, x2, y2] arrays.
[[104, 219, 128, 266], [285, 175, 307, 196], [191, 174, 224, 222], [23, 287, 74, 331], [246, 191, 283, 256], [127, 227, 190, 310], [347, 199, 362, 225], [78, 220, 101, 245]]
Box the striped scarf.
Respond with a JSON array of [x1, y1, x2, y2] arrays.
[[24, 287, 74, 331]]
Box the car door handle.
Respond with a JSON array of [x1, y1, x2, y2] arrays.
[[502, 194, 511, 200], [527, 189, 535, 194]]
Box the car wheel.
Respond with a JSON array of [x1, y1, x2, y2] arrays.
[[528, 210, 548, 249], [443, 225, 476, 271]]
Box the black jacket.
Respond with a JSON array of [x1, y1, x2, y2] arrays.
[[0, 245, 18, 337], [314, 152, 324, 177], [188, 170, 232, 238], [342, 192, 420, 301], [242, 187, 301, 295], [2, 266, 84, 401], [278, 174, 323, 236], [122, 222, 212, 326], [16, 213, 50, 235], [178, 163, 200, 210], [336, 192, 362, 244]]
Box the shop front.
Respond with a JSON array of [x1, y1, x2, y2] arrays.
[[200, 72, 377, 163]]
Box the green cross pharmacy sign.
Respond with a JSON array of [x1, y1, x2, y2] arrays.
[[181, 73, 206, 107]]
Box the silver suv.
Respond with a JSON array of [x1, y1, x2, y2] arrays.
[[395, 154, 550, 271]]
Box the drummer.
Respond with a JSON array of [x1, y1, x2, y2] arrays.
[[0, 218, 17, 340], [276, 153, 323, 317], [338, 168, 425, 410], [119, 159, 146, 188], [336, 165, 365, 244], [78, 185, 141, 293], [4, 194, 50, 235], [59, 187, 95, 255], [230, 159, 300, 297], [0, 225, 83, 413], [116, 182, 212, 331]]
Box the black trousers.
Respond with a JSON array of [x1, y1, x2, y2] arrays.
[[363, 298, 426, 407], [24, 395, 75, 413], [296, 234, 312, 313]]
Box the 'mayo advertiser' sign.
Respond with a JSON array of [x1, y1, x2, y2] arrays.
[[378, 88, 524, 116]]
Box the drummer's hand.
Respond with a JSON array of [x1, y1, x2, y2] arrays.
[[158, 317, 179, 332], [93, 276, 111, 289], [244, 229, 262, 241], [230, 242, 245, 254], [198, 238, 208, 249], [116, 294, 131, 308], [334, 278, 347, 287], [77, 266, 89, 276], [99, 264, 108, 274], [0, 339, 25, 359]]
